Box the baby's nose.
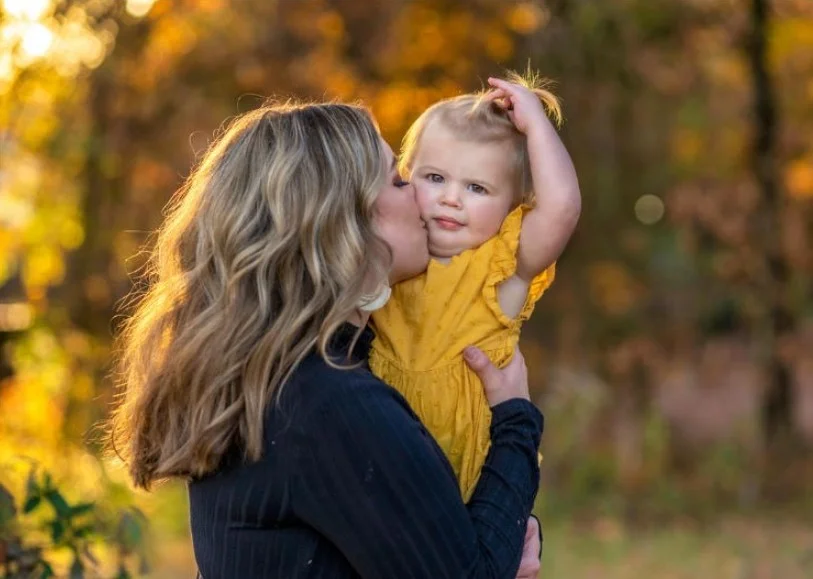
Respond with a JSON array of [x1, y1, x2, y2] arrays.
[[440, 185, 462, 206]]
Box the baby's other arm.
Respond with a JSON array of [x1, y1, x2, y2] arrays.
[[488, 77, 581, 283]]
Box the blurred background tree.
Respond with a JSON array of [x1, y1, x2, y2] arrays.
[[1, 0, 812, 576]]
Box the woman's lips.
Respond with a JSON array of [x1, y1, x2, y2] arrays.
[[433, 217, 464, 231]]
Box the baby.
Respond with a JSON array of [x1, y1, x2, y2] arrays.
[[370, 73, 581, 501]]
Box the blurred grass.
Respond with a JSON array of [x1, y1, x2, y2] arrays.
[[139, 484, 813, 578], [146, 515, 813, 578], [541, 516, 813, 579]]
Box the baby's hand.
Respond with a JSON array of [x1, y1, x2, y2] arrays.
[[486, 77, 551, 136]]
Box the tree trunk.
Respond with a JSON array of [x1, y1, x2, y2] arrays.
[[748, 0, 795, 449]]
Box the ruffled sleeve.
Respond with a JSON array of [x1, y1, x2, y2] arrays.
[[483, 204, 556, 328]]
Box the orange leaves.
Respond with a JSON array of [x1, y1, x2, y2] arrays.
[[316, 10, 345, 43], [505, 3, 549, 35], [485, 29, 513, 62], [784, 158, 813, 199], [131, 12, 199, 92], [588, 261, 645, 317]]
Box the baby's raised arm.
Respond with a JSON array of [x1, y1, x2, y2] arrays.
[[487, 77, 581, 283]]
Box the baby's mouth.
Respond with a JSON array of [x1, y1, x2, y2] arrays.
[[433, 217, 464, 231]]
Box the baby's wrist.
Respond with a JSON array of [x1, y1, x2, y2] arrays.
[[525, 121, 552, 144]]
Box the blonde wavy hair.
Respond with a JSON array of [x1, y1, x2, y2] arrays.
[[400, 70, 563, 204], [108, 101, 391, 489]]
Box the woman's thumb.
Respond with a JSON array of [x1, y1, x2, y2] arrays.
[[463, 346, 495, 384]]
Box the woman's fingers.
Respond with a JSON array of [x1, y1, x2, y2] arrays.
[[464, 345, 530, 407], [516, 517, 541, 578]]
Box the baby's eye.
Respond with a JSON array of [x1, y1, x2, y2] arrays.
[[469, 183, 487, 194], [427, 173, 444, 184]]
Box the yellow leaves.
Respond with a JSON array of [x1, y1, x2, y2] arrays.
[[52, 11, 111, 73], [59, 219, 84, 250], [0, 151, 83, 292], [23, 244, 65, 288], [785, 158, 813, 199], [505, 2, 549, 35], [771, 17, 813, 66], [0, 2, 116, 89], [0, 375, 64, 442], [588, 261, 643, 316], [19, 104, 59, 148], [0, 191, 35, 229], [71, 372, 95, 402]]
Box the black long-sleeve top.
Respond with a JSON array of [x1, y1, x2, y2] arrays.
[[188, 323, 544, 578]]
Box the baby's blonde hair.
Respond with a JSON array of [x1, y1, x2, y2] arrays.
[[400, 70, 562, 205]]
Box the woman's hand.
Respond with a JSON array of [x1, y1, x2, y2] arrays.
[[516, 515, 542, 578], [463, 345, 529, 407]]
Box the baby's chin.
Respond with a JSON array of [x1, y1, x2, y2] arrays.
[[427, 234, 479, 259]]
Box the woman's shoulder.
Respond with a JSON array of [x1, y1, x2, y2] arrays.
[[278, 352, 417, 427]]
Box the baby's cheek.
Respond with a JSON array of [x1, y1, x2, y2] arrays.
[[414, 186, 433, 217], [473, 206, 508, 240]]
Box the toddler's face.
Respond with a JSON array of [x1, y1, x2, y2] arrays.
[[409, 123, 516, 259]]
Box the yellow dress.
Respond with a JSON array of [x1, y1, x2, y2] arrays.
[[370, 205, 555, 502]]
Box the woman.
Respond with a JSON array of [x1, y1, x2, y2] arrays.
[[109, 101, 543, 578]]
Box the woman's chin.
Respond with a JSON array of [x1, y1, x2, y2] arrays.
[[390, 252, 430, 285]]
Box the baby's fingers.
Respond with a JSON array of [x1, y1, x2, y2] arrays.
[[483, 88, 504, 99], [488, 77, 520, 94], [484, 88, 513, 111]]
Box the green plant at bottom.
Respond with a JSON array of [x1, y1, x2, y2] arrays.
[[0, 466, 148, 579]]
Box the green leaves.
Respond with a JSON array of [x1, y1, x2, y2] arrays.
[[23, 471, 41, 514], [116, 508, 147, 554], [1, 464, 149, 578], [44, 490, 72, 519], [38, 560, 55, 578]]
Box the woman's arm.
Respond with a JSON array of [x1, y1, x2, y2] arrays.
[[291, 374, 543, 577]]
